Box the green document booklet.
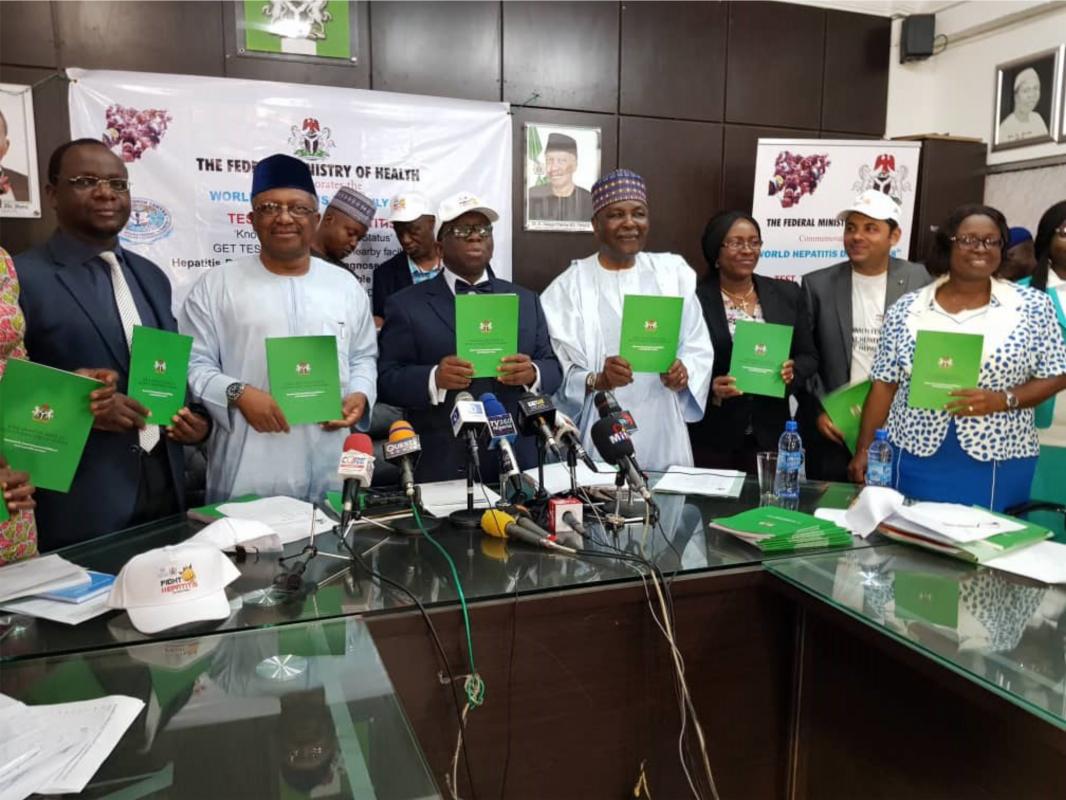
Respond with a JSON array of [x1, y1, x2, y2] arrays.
[[730, 320, 793, 398], [619, 294, 684, 373], [821, 380, 872, 454], [128, 325, 193, 421], [455, 293, 519, 378], [709, 506, 852, 553], [0, 359, 99, 492], [265, 335, 342, 425], [908, 330, 983, 410]]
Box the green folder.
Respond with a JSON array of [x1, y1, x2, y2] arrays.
[[186, 493, 260, 523], [619, 294, 683, 373], [265, 335, 342, 425], [0, 359, 99, 492], [128, 325, 193, 422], [455, 293, 519, 378], [893, 571, 960, 628], [730, 320, 793, 398], [709, 506, 852, 552], [908, 330, 983, 410], [821, 380, 871, 453]]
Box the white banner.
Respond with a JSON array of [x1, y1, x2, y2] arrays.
[[750, 139, 922, 280], [68, 68, 512, 307]]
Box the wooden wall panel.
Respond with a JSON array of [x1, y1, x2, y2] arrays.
[[821, 9, 890, 135], [0, 1, 57, 68]]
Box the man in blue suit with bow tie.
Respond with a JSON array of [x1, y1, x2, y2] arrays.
[[15, 139, 209, 550], [377, 191, 562, 483]]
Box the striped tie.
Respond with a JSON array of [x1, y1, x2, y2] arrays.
[[100, 250, 160, 453]]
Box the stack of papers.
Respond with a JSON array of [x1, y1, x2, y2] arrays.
[[215, 496, 333, 546], [0, 555, 89, 604], [521, 462, 614, 496], [844, 488, 1051, 564], [418, 480, 502, 518], [709, 507, 852, 553], [652, 467, 745, 499], [0, 693, 144, 799]]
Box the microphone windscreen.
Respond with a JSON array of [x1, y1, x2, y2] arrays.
[[343, 433, 374, 454], [480, 508, 515, 538], [590, 416, 634, 464], [479, 391, 499, 404], [482, 395, 508, 417], [388, 419, 417, 442], [456, 390, 475, 403]]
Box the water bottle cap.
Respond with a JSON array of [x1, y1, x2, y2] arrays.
[[874, 428, 888, 440], [784, 420, 798, 432]]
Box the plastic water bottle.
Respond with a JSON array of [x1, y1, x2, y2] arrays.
[[866, 429, 894, 487], [774, 420, 803, 510]]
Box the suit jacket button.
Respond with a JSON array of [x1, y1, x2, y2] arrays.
[[130, 445, 141, 454]]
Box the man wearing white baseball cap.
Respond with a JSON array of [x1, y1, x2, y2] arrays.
[[107, 542, 240, 634], [799, 189, 930, 480], [371, 191, 442, 328], [377, 191, 562, 483]]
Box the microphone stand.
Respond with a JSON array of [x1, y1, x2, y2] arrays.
[[449, 442, 484, 529], [535, 439, 549, 501], [392, 484, 444, 535], [566, 444, 579, 496]]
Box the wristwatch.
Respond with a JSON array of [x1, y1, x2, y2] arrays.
[[226, 382, 247, 405], [585, 371, 598, 395], [1004, 390, 1019, 410]]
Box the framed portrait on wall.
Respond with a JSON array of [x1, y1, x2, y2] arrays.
[[524, 124, 601, 233], [232, 0, 359, 64], [0, 84, 41, 219], [992, 46, 1064, 152]]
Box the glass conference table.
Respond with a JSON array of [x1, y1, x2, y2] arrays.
[[0, 476, 867, 664]]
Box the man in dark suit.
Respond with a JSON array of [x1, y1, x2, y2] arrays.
[[800, 190, 930, 480], [377, 191, 562, 484], [15, 139, 209, 550], [371, 191, 442, 328], [0, 108, 30, 203]]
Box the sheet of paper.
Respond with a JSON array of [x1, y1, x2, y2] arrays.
[[842, 486, 905, 538], [895, 502, 1025, 543], [521, 461, 615, 496], [1, 593, 114, 626], [418, 480, 502, 518], [0, 555, 89, 604], [814, 507, 853, 531], [217, 496, 332, 546], [652, 467, 745, 498], [984, 541, 1066, 584]]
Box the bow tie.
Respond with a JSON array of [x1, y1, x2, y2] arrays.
[[455, 280, 492, 294]]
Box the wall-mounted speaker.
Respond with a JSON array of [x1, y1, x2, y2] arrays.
[[900, 14, 936, 63]]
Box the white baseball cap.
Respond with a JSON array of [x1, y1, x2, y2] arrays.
[[188, 517, 283, 554], [837, 190, 901, 225], [388, 191, 434, 224], [107, 543, 241, 634], [435, 191, 500, 238]]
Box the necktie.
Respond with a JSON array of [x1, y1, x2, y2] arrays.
[[100, 251, 160, 453], [455, 280, 492, 294]]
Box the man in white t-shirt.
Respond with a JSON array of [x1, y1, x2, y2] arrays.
[[800, 190, 930, 480]]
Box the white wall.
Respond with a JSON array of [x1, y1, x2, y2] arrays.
[[886, 1, 1066, 167]]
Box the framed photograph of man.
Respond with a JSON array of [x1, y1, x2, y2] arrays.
[[524, 124, 601, 232], [992, 46, 1063, 152], [0, 84, 41, 218]]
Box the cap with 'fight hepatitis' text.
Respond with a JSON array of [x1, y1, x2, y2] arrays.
[[107, 543, 241, 634]]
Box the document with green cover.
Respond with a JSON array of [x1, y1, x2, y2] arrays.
[[128, 325, 193, 421], [0, 359, 98, 492], [908, 330, 983, 410], [455, 293, 519, 378], [619, 294, 683, 373], [730, 320, 793, 398], [265, 335, 341, 425], [821, 380, 872, 453]]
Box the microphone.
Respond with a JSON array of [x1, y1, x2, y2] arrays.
[[383, 420, 422, 498], [561, 511, 586, 537], [450, 391, 488, 470], [480, 509, 576, 554], [593, 390, 639, 433], [589, 416, 654, 504], [337, 433, 375, 530], [479, 392, 521, 481], [553, 411, 598, 472], [515, 392, 563, 459]]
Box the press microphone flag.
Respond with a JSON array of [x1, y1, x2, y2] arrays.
[[480, 392, 521, 480], [516, 392, 562, 458], [589, 416, 653, 504], [553, 411, 598, 472], [337, 433, 374, 528], [384, 420, 422, 498], [451, 391, 487, 469]]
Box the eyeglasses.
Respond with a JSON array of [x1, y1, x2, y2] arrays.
[[951, 234, 1003, 251], [722, 238, 763, 252], [65, 176, 130, 192], [446, 224, 493, 240], [252, 202, 317, 219]]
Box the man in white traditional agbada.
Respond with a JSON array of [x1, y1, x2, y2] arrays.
[[541, 168, 713, 470], [180, 154, 377, 502]]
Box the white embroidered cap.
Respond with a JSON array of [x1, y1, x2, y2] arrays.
[[107, 543, 240, 634], [434, 191, 499, 238], [388, 191, 433, 224], [837, 189, 902, 224]]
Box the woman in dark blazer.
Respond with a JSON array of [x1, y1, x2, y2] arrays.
[[689, 211, 818, 472]]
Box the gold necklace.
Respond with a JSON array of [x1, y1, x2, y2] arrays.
[[721, 283, 755, 307]]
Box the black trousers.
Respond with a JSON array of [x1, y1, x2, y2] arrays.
[[131, 443, 180, 525]]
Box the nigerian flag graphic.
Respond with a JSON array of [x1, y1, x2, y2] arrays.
[[243, 1, 351, 59]]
